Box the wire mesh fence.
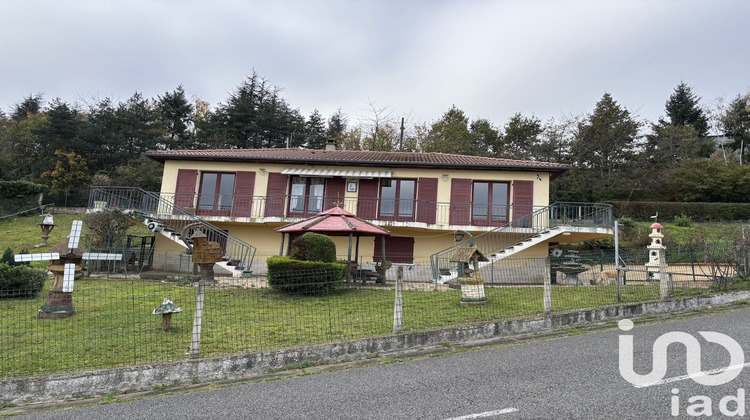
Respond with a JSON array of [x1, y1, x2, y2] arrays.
[[1, 245, 748, 379]]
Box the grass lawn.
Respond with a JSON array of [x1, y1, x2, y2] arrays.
[[0, 278, 735, 379]]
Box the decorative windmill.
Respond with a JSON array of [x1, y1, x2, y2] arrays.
[[14, 220, 122, 319]]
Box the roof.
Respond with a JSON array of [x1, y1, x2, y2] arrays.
[[145, 148, 571, 174], [275, 206, 391, 236]]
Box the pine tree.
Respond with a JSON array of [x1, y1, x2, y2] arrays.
[[664, 82, 709, 137]]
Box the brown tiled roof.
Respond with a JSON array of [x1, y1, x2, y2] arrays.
[[145, 148, 571, 172]]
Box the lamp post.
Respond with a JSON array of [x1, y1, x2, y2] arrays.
[[454, 230, 474, 246]]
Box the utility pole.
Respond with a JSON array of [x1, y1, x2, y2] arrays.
[[399, 117, 405, 151]]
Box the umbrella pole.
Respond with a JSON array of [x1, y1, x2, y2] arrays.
[[348, 232, 353, 282], [279, 233, 285, 256]]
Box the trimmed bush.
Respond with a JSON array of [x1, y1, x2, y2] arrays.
[[290, 232, 337, 263], [0, 180, 48, 199], [610, 201, 750, 222], [266, 256, 345, 293], [0, 264, 47, 299]]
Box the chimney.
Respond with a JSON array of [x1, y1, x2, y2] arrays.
[[325, 138, 337, 151]]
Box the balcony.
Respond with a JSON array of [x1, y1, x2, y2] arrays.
[[159, 192, 612, 230]]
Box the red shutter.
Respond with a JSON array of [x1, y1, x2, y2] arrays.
[[323, 177, 346, 210], [265, 173, 288, 217], [373, 237, 414, 264], [416, 177, 438, 224], [357, 179, 379, 219], [449, 178, 472, 225], [512, 180, 534, 227], [174, 169, 197, 214], [231, 171, 256, 217]]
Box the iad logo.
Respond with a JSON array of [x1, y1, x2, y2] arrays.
[[618, 318, 744, 387]]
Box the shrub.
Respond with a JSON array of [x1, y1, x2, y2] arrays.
[[1, 248, 30, 267], [0, 180, 48, 199], [0, 263, 47, 299], [290, 232, 337, 263], [266, 256, 345, 293], [674, 214, 693, 227]]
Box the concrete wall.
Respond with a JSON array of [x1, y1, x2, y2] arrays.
[[4, 290, 750, 405]]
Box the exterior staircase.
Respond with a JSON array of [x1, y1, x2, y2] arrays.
[[430, 202, 613, 283], [89, 187, 256, 276]]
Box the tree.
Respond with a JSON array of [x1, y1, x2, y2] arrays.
[[114, 92, 162, 160], [10, 94, 43, 122], [664, 82, 709, 137], [205, 72, 305, 149], [422, 106, 480, 155], [469, 119, 501, 157], [157, 85, 195, 149], [500, 113, 543, 160], [41, 151, 90, 195], [304, 109, 327, 149], [326, 109, 347, 148], [569, 93, 640, 201], [719, 93, 750, 165]]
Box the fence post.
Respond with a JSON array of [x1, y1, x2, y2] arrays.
[[659, 248, 669, 300], [189, 280, 206, 358], [615, 221, 622, 301], [543, 257, 552, 314], [393, 266, 403, 334], [690, 246, 696, 282]]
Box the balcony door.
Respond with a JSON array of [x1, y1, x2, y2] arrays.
[[472, 182, 509, 226], [288, 176, 325, 217], [197, 173, 235, 216], [379, 179, 416, 221]]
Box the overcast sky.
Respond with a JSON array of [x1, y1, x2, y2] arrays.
[[1, 0, 749, 131]]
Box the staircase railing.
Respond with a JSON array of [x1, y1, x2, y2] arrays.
[[89, 186, 256, 272], [429, 202, 613, 281]]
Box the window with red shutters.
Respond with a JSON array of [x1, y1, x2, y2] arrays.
[[416, 177, 438, 224], [512, 180, 534, 227], [174, 169, 197, 214], [357, 178, 379, 219], [323, 177, 346, 211], [373, 236, 415, 264], [449, 178, 472, 225], [265, 173, 289, 217], [231, 171, 255, 217]]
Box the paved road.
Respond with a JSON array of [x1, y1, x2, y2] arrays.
[[18, 308, 750, 419]]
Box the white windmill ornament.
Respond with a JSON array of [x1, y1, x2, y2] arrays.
[[14, 220, 122, 318]]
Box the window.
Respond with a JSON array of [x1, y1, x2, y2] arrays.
[[289, 176, 325, 216], [197, 173, 235, 214], [379, 179, 416, 220], [472, 182, 509, 225]]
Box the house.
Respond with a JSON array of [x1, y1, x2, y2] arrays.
[[90, 146, 614, 282]]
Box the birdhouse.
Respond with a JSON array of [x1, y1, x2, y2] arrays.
[[450, 246, 489, 305], [190, 230, 223, 264]]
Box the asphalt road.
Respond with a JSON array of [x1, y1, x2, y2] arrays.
[[17, 307, 750, 419]]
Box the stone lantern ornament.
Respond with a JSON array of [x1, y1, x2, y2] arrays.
[[645, 222, 666, 280], [450, 246, 489, 305], [152, 298, 182, 330]]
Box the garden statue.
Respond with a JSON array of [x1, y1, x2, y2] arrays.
[[152, 298, 182, 330], [450, 246, 489, 305], [645, 222, 666, 280], [35, 213, 57, 248]]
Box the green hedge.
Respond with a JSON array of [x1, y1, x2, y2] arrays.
[[610, 201, 750, 222], [0, 264, 47, 299], [266, 256, 345, 293], [0, 180, 48, 199]]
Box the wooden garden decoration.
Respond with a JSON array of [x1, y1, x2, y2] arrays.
[[35, 213, 57, 248], [450, 246, 489, 305], [190, 230, 223, 284], [15, 220, 122, 318]]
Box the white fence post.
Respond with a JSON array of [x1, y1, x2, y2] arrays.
[[189, 280, 206, 358], [659, 248, 669, 300], [544, 258, 552, 314], [393, 266, 403, 334]]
